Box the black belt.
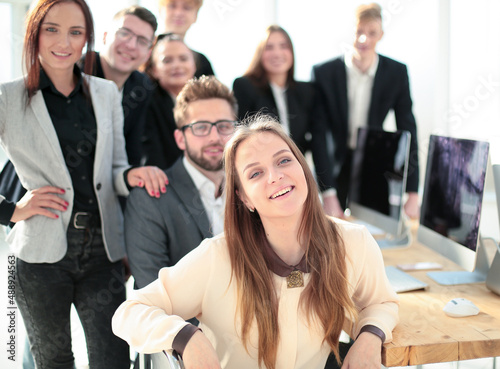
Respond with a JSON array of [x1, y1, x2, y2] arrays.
[[70, 211, 100, 230]]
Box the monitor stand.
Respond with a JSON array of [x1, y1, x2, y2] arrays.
[[376, 222, 411, 249], [486, 241, 500, 295], [427, 236, 490, 285]]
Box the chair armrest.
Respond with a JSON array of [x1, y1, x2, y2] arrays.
[[150, 350, 185, 369]]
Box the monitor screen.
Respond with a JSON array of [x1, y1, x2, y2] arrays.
[[348, 127, 410, 243], [420, 136, 489, 251], [418, 135, 490, 284]]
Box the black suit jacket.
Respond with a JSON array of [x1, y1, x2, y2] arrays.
[[83, 52, 155, 166], [312, 54, 419, 192], [142, 85, 182, 170], [232, 76, 315, 154]]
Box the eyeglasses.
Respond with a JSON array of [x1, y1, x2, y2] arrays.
[[181, 120, 237, 137], [115, 27, 153, 50]]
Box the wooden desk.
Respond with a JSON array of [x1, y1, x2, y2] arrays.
[[381, 235, 500, 366]]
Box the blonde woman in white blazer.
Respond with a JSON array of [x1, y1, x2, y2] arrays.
[[0, 1, 167, 368]]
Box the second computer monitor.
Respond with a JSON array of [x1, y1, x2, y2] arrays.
[[348, 127, 410, 242], [418, 135, 490, 285]]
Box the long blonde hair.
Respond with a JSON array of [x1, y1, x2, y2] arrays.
[[223, 116, 356, 368]]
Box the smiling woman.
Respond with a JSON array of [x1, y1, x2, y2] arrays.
[[141, 33, 197, 169], [232, 25, 316, 159], [36, 2, 87, 95], [235, 129, 308, 222], [112, 115, 399, 369]]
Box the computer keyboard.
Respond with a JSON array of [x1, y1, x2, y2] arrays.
[[385, 266, 429, 293]]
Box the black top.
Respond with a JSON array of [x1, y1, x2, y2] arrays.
[[0, 160, 24, 225], [192, 50, 215, 78], [312, 54, 419, 193], [0, 67, 99, 223], [0, 178, 17, 225], [142, 85, 182, 169], [232, 76, 315, 155], [40, 67, 99, 213], [84, 52, 155, 166]]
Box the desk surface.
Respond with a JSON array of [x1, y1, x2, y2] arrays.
[[381, 232, 500, 367]]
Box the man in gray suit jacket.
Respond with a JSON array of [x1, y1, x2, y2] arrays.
[[124, 76, 238, 289]]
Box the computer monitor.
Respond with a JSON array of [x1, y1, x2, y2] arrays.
[[486, 163, 500, 295], [348, 127, 411, 248], [418, 135, 490, 285]]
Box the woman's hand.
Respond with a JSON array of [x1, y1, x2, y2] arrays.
[[182, 331, 221, 369], [322, 193, 345, 219], [127, 166, 169, 198], [404, 192, 420, 219], [341, 332, 382, 369], [11, 186, 68, 223]]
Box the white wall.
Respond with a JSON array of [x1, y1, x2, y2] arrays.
[[157, 0, 278, 88]]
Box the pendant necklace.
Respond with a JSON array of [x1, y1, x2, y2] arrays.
[[286, 269, 304, 288]]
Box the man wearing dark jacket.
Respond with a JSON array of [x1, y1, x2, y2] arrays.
[[312, 3, 420, 219], [83, 5, 157, 166]]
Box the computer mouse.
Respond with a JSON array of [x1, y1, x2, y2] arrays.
[[443, 298, 480, 317]]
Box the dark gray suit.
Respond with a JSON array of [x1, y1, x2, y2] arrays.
[[124, 158, 213, 289]]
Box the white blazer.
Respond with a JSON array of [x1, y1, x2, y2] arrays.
[[0, 75, 130, 263]]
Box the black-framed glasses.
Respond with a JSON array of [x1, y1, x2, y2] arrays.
[[115, 27, 153, 49], [181, 120, 237, 137]]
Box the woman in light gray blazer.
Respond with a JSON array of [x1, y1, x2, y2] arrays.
[[0, 0, 167, 368]]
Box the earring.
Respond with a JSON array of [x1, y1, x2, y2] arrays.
[[248, 207, 255, 213]]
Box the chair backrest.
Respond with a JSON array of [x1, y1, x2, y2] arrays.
[[151, 350, 185, 369]]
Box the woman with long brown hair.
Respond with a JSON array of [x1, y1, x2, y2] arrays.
[[112, 116, 398, 369], [232, 25, 315, 155], [0, 0, 167, 367]]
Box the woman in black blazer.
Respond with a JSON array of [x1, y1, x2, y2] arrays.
[[233, 25, 315, 155], [142, 33, 196, 169]]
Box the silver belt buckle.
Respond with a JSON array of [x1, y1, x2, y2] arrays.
[[73, 212, 88, 229]]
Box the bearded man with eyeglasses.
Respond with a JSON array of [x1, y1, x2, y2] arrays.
[[124, 75, 237, 290]]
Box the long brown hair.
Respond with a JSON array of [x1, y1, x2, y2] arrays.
[[223, 116, 356, 368], [23, 0, 95, 99], [244, 25, 295, 88]]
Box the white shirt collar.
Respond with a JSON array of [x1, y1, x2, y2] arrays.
[[269, 82, 290, 135], [183, 156, 215, 193], [345, 52, 379, 77], [183, 156, 225, 235]]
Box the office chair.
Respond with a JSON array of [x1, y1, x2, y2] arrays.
[[150, 350, 185, 369]]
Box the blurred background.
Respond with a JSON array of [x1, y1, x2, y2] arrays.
[[2, 0, 500, 196]]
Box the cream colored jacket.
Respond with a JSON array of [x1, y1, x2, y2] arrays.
[[112, 219, 399, 369]]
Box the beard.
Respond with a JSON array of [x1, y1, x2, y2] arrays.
[[184, 141, 223, 172]]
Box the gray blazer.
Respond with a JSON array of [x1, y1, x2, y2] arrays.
[[124, 158, 213, 288], [0, 76, 130, 263]]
